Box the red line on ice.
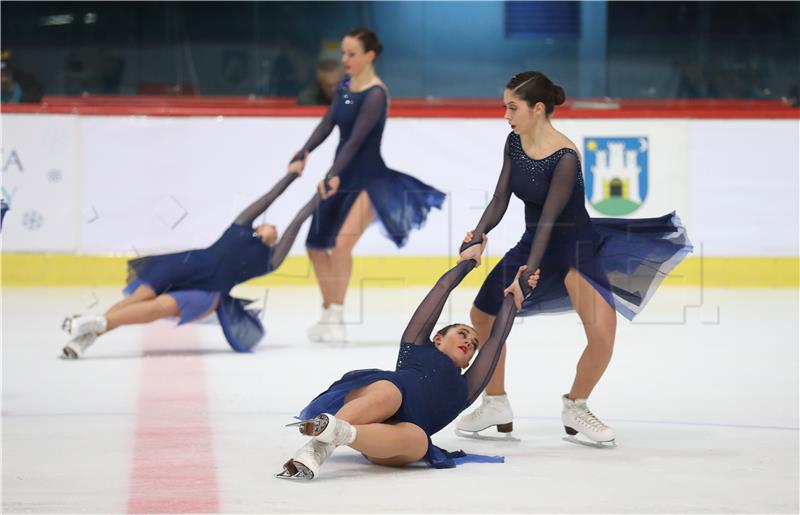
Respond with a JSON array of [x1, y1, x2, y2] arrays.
[[127, 324, 219, 514]]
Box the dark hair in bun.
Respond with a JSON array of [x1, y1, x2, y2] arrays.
[[506, 71, 566, 115], [346, 27, 383, 59]]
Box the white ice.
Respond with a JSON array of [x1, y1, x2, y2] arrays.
[[2, 285, 798, 513]]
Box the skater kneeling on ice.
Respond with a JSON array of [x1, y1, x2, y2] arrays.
[[278, 235, 540, 479], [61, 162, 318, 359]]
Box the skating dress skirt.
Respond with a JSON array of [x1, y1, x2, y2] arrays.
[[124, 223, 274, 351], [474, 133, 693, 320], [306, 82, 445, 250]]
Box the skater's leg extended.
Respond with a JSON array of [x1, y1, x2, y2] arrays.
[[561, 268, 617, 445], [564, 268, 616, 400], [63, 283, 157, 336], [104, 294, 181, 331], [105, 283, 157, 316], [329, 191, 373, 305]]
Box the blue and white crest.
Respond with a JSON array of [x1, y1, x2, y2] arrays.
[[584, 137, 649, 216]]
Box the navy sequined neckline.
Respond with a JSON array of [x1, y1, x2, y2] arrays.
[[343, 76, 384, 95], [512, 133, 578, 162]]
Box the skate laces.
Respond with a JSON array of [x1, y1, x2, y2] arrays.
[[575, 406, 607, 431], [467, 396, 504, 420]]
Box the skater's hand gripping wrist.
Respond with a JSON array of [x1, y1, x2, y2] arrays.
[[288, 150, 308, 176], [503, 265, 528, 309], [458, 231, 487, 266]]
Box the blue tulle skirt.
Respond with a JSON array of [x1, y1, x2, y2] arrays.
[[122, 280, 264, 353], [474, 212, 693, 320], [306, 168, 445, 250]]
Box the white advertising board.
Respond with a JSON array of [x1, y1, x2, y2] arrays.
[[1, 114, 82, 252], [2, 114, 797, 257]]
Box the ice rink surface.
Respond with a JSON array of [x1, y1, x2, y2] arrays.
[[2, 285, 798, 513]]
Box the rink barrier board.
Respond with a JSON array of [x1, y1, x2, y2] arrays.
[[3, 97, 799, 119], [2, 254, 798, 288]]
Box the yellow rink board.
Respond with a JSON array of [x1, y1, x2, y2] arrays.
[[1, 254, 797, 288]]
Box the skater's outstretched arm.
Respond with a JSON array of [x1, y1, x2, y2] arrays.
[[463, 294, 516, 406], [401, 259, 477, 346], [322, 87, 386, 181], [233, 172, 299, 226], [270, 193, 321, 270], [459, 135, 513, 253], [518, 152, 578, 296], [290, 96, 340, 163]]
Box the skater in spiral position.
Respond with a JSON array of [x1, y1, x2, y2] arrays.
[[456, 71, 693, 447], [61, 164, 317, 358], [289, 28, 445, 343], [277, 236, 539, 480]]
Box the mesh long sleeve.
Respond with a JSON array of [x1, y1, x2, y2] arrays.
[[401, 260, 476, 346], [459, 135, 513, 253], [270, 193, 320, 270], [233, 173, 298, 226], [519, 152, 579, 296], [323, 87, 387, 180], [463, 294, 516, 406], [290, 96, 339, 163]]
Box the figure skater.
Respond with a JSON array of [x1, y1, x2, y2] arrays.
[[290, 27, 446, 343], [61, 166, 317, 358], [276, 236, 540, 480], [456, 71, 693, 447]]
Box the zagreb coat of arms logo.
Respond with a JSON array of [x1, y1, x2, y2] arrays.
[[584, 137, 649, 216]]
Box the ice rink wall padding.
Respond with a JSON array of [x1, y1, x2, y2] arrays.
[[2, 100, 798, 287]]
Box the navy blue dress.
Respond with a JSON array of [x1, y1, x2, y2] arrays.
[[470, 132, 693, 320], [0, 198, 8, 232], [298, 260, 516, 468], [295, 79, 445, 249], [125, 174, 319, 351]]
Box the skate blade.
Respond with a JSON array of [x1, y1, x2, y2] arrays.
[[275, 460, 314, 480], [61, 346, 79, 359], [455, 428, 520, 442], [562, 435, 616, 449], [285, 419, 318, 436]]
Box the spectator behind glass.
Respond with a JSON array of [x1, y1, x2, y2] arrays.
[[297, 59, 343, 106], [1, 50, 43, 103]]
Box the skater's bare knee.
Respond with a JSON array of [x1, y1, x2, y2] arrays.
[[364, 423, 427, 465], [132, 284, 157, 301], [370, 380, 402, 411], [154, 294, 180, 318]]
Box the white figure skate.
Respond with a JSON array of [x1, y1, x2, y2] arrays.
[[561, 394, 616, 448], [62, 314, 106, 337], [285, 413, 356, 446], [276, 439, 335, 480], [455, 393, 519, 441], [62, 332, 98, 359], [306, 304, 346, 343]]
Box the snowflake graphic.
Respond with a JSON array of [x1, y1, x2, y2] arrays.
[[47, 169, 63, 183], [22, 210, 43, 230]]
